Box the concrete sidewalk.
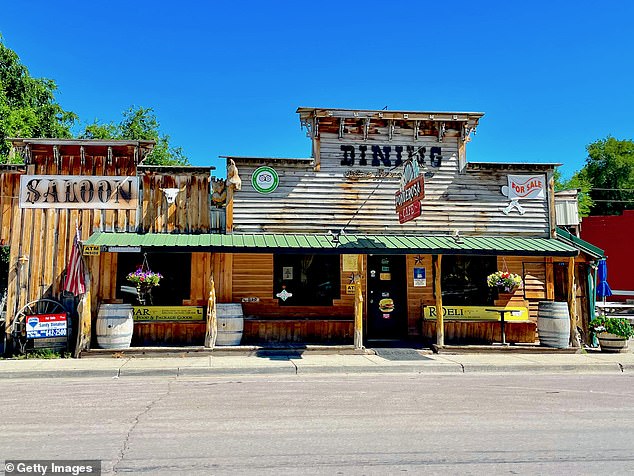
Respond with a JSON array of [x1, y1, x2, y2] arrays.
[[1, 347, 633, 379]]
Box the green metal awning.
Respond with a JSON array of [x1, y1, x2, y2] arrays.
[[555, 227, 604, 259], [84, 232, 579, 257]]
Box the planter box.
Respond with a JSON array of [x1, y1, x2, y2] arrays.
[[598, 332, 631, 353]]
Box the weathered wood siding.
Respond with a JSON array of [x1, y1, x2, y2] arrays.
[[3, 146, 139, 331], [139, 167, 215, 234], [231, 127, 550, 236]]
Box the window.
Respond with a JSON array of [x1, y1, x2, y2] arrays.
[[116, 252, 192, 306], [273, 254, 340, 306], [441, 255, 497, 306]]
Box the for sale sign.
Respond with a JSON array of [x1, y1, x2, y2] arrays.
[[26, 313, 67, 339]]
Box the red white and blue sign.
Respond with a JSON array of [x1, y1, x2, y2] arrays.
[[26, 313, 67, 339]]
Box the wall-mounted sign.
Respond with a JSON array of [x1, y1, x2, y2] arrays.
[[19, 175, 139, 209], [26, 313, 67, 338], [395, 161, 425, 224], [107, 246, 141, 253], [340, 144, 443, 169], [276, 288, 293, 301], [505, 175, 546, 199], [423, 306, 528, 321], [342, 255, 359, 272], [82, 245, 101, 256], [241, 297, 260, 303], [251, 166, 279, 194], [413, 267, 426, 287], [132, 306, 204, 322], [500, 174, 546, 215], [282, 267, 293, 280], [346, 284, 356, 295]]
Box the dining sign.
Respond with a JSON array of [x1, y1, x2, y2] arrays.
[[19, 175, 139, 209]]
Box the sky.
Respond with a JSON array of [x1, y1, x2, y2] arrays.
[[2, 1, 634, 178]]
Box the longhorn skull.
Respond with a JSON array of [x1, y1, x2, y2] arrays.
[[160, 187, 184, 204]]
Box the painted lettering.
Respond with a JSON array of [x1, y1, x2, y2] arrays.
[[79, 180, 95, 202], [359, 145, 368, 165], [394, 146, 403, 167], [371, 145, 391, 167], [430, 146, 442, 167], [97, 180, 112, 202], [20, 175, 138, 209], [25, 179, 41, 204], [43, 181, 59, 203], [340, 145, 355, 166]]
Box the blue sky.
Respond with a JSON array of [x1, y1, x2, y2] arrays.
[[3, 1, 633, 178]]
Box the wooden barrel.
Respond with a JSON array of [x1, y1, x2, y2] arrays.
[[96, 304, 134, 349], [537, 301, 570, 348], [598, 332, 630, 353], [216, 303, 244, 346]]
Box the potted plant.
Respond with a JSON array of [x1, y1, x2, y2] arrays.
[[126, 267, 163, 305], [487, 271, 523, 293], [588, 315, 634, 352]]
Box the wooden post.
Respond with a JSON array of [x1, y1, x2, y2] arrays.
[[434, 254, 444, 346], [74, 266, 92, 357], [567, 256, 580, 348], [354, 254, 364, 350], [204, 273, 217, 348], [545, 257, 555, 300]]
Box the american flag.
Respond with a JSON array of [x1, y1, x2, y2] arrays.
[[63, 228, 86, 295]]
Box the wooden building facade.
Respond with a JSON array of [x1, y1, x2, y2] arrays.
[[1, 107, 602, 354]]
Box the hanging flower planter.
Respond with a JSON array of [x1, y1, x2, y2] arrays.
[[126, 255, 163, 305], [487, 270, 522, 293]]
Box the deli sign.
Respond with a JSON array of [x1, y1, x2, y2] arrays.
[[20, 175, 139, 209], [395, 161, 425, 224]]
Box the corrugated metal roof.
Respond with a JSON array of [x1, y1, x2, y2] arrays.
[[84, 232, 579, 256], [556, 227, 604, 259]]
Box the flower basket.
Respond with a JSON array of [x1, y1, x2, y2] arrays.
[[588, 316, 634, 352], [126, 268, 163, 305], [487, 271, 522, 293]]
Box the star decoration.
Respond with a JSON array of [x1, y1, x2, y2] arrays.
[[414, 255, 423, 265], [276, 289, 293, 301]]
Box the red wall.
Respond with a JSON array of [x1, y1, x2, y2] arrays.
[[581, 210, 634, 300]]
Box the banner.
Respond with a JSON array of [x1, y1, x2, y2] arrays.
[[132, 306, 204, 322], [423, 306, 529, 321]]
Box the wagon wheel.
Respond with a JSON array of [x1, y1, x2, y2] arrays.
[[8, 299, 66, 355]]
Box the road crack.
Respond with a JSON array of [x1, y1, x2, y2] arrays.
[[112, 379, 174, 474]]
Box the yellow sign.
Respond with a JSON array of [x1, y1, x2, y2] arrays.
[[82, 245, 101, 256], [343, 255, 359, 272], [133, 306, 204, 322], [423, 306, 529, 322], [346, 284, 356, 295]]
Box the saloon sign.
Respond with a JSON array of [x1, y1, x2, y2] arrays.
[[395, 160, 425, 224], [19, 175, 139, 209]]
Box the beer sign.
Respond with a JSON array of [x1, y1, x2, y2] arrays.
[[395, 160, 425, 224]]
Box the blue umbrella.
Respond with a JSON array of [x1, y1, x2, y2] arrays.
[[596, 259, 613, 299]]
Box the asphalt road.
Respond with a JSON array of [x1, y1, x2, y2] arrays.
[[1, 373, 633, 475]]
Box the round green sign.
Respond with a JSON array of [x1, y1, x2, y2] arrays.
[[251, 166, 279, 194]]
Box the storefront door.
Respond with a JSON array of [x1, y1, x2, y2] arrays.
[[367, 255, 407, 340]]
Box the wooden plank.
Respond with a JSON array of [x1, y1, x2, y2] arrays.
[[434, 255, 444, 346], [354, 253, 363, 349], [4, 194, 23, 336], [567, 256, 580, 348]]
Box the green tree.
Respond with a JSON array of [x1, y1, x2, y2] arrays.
[[554, 168, 594, 218], [584, 137, 634, 215], [0, 37, 77, 162], [79, 106, 189, 166]]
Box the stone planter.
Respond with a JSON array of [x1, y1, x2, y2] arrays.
[[597, 332, 630, 353]]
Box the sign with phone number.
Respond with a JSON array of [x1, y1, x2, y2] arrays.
[[26, 313, 68, 339]]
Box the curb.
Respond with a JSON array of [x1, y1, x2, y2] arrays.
[[0, 362, 628, 379]]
